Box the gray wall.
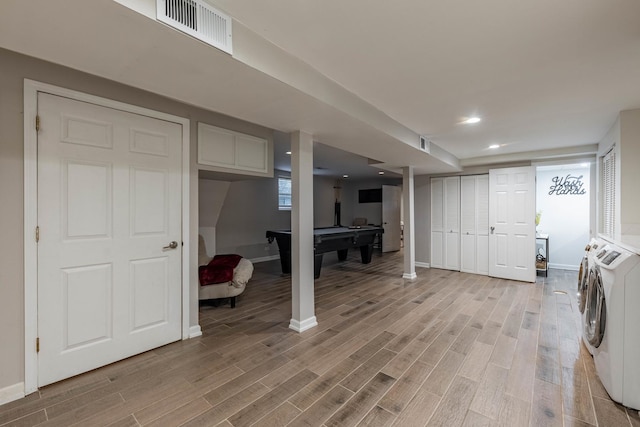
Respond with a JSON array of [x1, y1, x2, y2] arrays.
[[0, 48, 272, 392], [341, 178, 402, 226], [199, 174, 343, 260], [536, 165, 590, 270], [214, 177, 290, 259]]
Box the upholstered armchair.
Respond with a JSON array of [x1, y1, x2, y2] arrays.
[[198, 235, 253, 308]]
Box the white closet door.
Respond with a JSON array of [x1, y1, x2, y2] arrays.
[[460, 175, 489, 275], [476, 175, 490, 275], [444, 177, 460, 270], [460, 176, 477, 273], [430, 178, 444, 269], [382, 185, 402, 252], [489, 166, 536, 282], [37, 93, 183, 387]]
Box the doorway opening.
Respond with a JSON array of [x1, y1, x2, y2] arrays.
[[535, 162, 593, 271]]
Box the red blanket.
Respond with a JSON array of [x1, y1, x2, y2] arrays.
[[199, 254, 243, 286]]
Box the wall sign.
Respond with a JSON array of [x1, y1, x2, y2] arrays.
[[548, 174, 587, 195]]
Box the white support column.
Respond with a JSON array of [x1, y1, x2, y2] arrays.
[[289, 131, 318, 332], [402, 166, 417, 279]]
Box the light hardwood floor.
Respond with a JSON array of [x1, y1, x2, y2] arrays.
[[2, 250, 639, 426]]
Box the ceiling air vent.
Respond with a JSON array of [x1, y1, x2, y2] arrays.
[[157, 0, 233, 55], [419, 136, 431, 154]]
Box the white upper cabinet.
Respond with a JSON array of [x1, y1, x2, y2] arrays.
[[198, 123, 273, 177]]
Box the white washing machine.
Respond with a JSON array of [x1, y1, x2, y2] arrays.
[[578, 238, 606, 354], [584, 242, 640, 410]]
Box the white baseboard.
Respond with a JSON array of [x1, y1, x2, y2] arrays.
[[549, 263, 579, 271], [289, 316, 318, 333], [415, 262, 430, 268], [0, 382, 25, 405], [250, 255, 280, 263], [188, 325, 202, 338], [402, 272, 417, 280]]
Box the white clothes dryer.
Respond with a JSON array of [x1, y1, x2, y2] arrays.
[[579, 238, 607, 355], [585, 242, 640, 409]]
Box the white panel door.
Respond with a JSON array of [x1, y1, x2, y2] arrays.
[[488, 166, 536, 282], [37, 93, 183, 386], [382, 185, 402, 252]]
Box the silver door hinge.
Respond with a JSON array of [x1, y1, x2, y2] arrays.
[[36, 226, 40, 242], [36, 337, 40, 353], [35, 115, 40, 132]]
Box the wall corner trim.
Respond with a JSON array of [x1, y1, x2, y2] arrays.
[[0, 382, 25, 406], [188, 325, 203, 338]]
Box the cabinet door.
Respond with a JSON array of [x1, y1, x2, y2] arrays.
[[430, 178, 444, 268], [197, 122, 272, 177]]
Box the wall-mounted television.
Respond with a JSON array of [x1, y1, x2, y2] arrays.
[[359, 188, 382, 203]]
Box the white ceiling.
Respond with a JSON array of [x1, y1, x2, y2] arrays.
[[1, 0, 639, 176]]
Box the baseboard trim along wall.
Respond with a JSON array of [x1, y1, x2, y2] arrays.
[[0, 382, 25, 405], [549, 263, 579, 271], [415, 262, 430, 268], [250, 255, 280, 264]]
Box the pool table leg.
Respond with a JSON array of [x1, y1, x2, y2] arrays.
[[337, 249, 349, 261], [360, 244, 374, 264], [314, 254, 323, 278], [280, 250, 291, 274]]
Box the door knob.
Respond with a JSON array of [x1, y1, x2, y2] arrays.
[[490, 226, 495, 234], [163, 241, 178, 250]]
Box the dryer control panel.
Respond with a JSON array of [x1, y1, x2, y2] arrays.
[[602, 251, 621, 265]]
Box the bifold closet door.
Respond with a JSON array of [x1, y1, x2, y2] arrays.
[[431, 176, 460, 270], [460, 175, 489, 275]]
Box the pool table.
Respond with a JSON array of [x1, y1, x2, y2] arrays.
[[266, 226, 384, 278]]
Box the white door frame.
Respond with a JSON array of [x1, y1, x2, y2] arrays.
[[23, 79, 192, 394]]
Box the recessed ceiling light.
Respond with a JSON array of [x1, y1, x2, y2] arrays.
[[285, 151, 291, 155], [343, 174, 349, 178], [378, 171, 385, 175], [580, 163, 590, 167], [489, 144, 500, 149], [462, 117, 481, 124]]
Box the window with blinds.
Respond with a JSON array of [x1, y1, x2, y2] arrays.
[[278, 177, 292, 210], [602, 148, 616, 237]]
